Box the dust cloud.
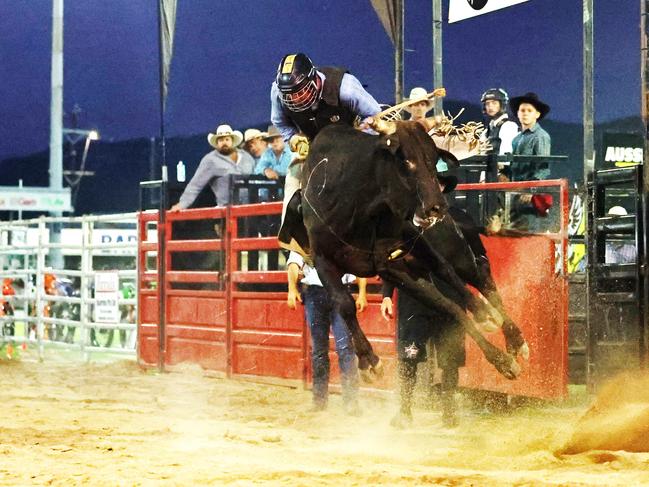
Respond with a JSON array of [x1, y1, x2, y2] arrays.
[[559, 371, 649, 455]]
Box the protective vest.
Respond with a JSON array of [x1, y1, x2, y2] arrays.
[[286, 67, 357, 140], [486, 113, 509, 154]]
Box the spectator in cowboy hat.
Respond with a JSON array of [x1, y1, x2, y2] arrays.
[[404, 87, 434, 122], [509, 92, 551, 181], [243, 128, 268, 163], [170, 124, 254, 209], [505, 92, 553, 232], [254, 125, 295, 181]]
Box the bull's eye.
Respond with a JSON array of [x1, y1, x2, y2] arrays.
[[405, 159, 416, 172]]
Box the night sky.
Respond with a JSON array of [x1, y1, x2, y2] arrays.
[[0, 0, 641, 161]]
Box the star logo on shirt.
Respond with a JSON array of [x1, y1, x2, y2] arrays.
[[404, 342, 419, 359]]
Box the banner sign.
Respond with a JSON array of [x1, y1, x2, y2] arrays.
[[94, 272, 120, 323], [0, 186, 72, 212], [449, 0, 530, 23], [601, 132, 644, 169]]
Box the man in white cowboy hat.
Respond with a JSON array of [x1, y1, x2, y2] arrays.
[[170, 124, 254, 210], [404, 86, 434, 123], [254, 125, 295, 181], [243, 128, 268, 164]]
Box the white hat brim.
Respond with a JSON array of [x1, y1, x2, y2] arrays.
[[208, 130, 243, 148]]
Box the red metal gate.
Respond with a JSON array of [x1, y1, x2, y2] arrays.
[[138, 179, 569, 398]]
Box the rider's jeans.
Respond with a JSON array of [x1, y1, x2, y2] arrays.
[[303, 285, 358, 407]]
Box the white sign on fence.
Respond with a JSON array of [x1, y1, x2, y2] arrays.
[[449, 0, 529, 23], [94, 272, 119, 323]]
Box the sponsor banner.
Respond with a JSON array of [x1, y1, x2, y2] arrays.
[[95, 272, 120, 323], [0, 187, 72, 212], [449, 0, 530, 23], [601, 132, 644, 168]]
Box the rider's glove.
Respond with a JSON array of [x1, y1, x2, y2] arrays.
[[289, 135, 310, 159]]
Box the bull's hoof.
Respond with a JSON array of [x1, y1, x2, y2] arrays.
[[390, 410, 413, 429], [495, 353, 522, 380], [518, 341, 530, 361], [359, 358, 384, 384]]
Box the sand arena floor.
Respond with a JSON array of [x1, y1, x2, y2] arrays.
[[1, 357, 648, 486]]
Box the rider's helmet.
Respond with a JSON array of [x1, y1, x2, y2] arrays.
[[275, 53, 322, 112], [480, 88, 509, 117]]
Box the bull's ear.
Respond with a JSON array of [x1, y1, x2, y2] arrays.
[[379, 134, 401, 155], [438, 148, 459, 168]]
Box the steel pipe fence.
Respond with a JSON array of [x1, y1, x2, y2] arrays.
[[0, 213, 139, 360]]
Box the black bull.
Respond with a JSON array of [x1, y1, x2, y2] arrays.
[[299, 122, 522, 380]]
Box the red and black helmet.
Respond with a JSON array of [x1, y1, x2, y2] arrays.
[[276, 53, 322, 112]]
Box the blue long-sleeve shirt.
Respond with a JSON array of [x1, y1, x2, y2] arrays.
[[254, 145, 295, 176], [270, 71, 381, 142], [511, 123, 552, 181]]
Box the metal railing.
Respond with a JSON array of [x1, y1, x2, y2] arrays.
[[0, 212, 139, 361]]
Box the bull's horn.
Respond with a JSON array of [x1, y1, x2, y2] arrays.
[[368, 117, 396, 135]]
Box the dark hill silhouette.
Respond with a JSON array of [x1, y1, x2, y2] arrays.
[[0, 103, 641, 217]]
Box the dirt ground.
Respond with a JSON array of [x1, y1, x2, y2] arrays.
[[1, 356, 649, 487]]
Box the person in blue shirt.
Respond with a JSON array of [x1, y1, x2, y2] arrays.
[[254, 125, 295, 180]]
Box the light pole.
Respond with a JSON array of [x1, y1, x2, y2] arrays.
[[49, 0, 64, 269]]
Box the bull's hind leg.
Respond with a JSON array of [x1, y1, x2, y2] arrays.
[[314, 258, 383, 381], [381, 268, 520, 380]]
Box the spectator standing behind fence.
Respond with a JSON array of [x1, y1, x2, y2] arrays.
[[509, 92, 552, 181], [254, 125, 295, 181], [286, 251, 366, 415], [243, 128, 268, 165], [481, 88, 519, 156], [170, 125, 254, 210], [404, 86, 434, 123]]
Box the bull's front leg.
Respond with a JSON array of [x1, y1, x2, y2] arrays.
[[407, 227, 503, 327], [314, 257, 383, 382]]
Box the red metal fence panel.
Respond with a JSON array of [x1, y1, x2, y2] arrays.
[[137, 180, 569, 399]]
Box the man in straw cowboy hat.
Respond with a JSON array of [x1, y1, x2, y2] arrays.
[[242, 128, 268, 164], [171, 124, 254, 210], [404, 86, 435, 123]]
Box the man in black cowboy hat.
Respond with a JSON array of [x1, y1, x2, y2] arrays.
[[509, 92, 551, 182]]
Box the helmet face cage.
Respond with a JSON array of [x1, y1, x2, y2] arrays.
[[280, 77, 320, 112], [481, 88, 509, 115]]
